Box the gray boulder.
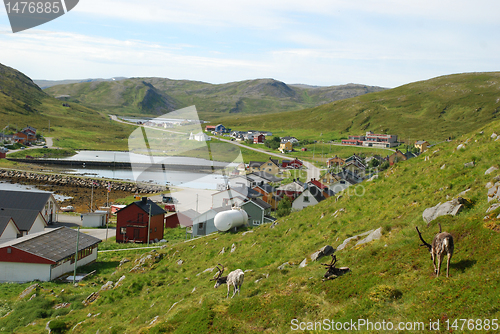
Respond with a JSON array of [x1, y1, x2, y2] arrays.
[[485, 166, 498, 175], [310, 245, 335, 261], [464, 161, 475, 168], [422, 198, 464, 223], [355, 227, 382, 246]]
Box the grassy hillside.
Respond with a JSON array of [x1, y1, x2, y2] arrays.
[[220, 72, 500, 142], [2, 120, 500, 333], [0, 63, 136, 150], [43, 78, 386, 119]]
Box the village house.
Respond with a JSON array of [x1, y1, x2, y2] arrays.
[[280, 136, 299, 144], [0, 189, 58, 228], [253, 184, 280, 210], [279, 141, 293, 153], [415, 140, 430, 153], [212, 186, 262, 208], [14, 126, 37, 145], [248, 171, 283, 183], [191, 207, 231, 237], [241, 198, 275, 226], [282, 158, 303, 169], [165, 209, 199, 229], [326, 155, 345, 168], [344, 159, 366, 178], [189, 132, 211, 141], [253, 134, 266, 144], [0, 227, 101, 283], [292, 184, 326, 211], [0, 217, 20, 243], [249, 158, 281, 175], [342, 131, 398, 148], [388, 150, 408, 165], [116, 197, 166, 243], [276, 179, 306, 200]]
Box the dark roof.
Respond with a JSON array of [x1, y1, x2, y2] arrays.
[[0, 208, 44, 232], [243, 198, 272, 210], [0, 227, 101, 263], [307, 185, 326, 202], [415, 140, 428, 145], [0, 190, 53, 212], [249, 161, 265, 168], [119, 198, 166, 216], [256, 184, 276, 194], [249, 171, 283, 182]]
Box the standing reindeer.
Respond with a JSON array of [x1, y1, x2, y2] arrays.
[[416, 224, 454, 277], [210, 264, 244, 298], [321, 254, 350, 281]]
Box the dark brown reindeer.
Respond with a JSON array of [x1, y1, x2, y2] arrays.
[[321, 254, 350, 281], [210, 263, 244, 298], [416, 224, 454, 277]]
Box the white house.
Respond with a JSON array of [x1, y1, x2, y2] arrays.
[[0, 227, 101, 283], [0, 217, 20, 243], [0, 190, 58, 224], [82, 211, 108, 228], [189, 132, 211, 142], [291, 185, 326, 211], [0, 208, 46, 236]]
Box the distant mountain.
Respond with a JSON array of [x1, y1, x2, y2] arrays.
[[43, 77, 386, 118], [0, 63, 133, 150], [221, 72, 500, 142], [34, 77, 128, 89]]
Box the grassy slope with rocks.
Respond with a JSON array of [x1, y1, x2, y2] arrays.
[[220, 72, 500, 142], [0, 63, 136, 150], [43, 78, 386, 119], [1, 120, 500, 333]]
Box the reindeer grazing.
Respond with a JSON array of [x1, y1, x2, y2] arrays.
[[416, 224, 454, 277], [210, 264, 244, 298], [321, 254, 350, 281]]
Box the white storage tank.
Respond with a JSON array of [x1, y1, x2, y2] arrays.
[[214, 208, 248, 232]]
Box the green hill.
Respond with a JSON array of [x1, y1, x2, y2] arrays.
[[1, 119, 500, 333], [220, 72, 500, 142], [43, 77, 386, 119], [0, 63, 135, 150]]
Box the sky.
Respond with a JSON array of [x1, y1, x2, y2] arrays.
[[0, 0, 499, 88]]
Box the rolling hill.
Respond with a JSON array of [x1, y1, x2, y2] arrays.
[[0, 63, 135, 150], [1, 118, 499, 333], [43, 77, 386, 118], [220, 72, 500, 142]]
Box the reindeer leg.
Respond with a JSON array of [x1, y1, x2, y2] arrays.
[[446, 253, 451, 278]]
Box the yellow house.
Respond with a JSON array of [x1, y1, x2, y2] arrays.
[[415, 140, 429, 153], [248, 158, 281, 175], [320, 172, 342, 185], [279, 141, 293, 152]]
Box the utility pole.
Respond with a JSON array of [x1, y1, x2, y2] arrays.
[[72, 227, 80, 285], [90, 181, 94, 212], [147, 203, 151, 245]]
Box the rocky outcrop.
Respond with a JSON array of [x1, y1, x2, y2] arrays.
[[310, 245, 334, 261], [0, 169, 163, 193], [422, 197, 466, 223]]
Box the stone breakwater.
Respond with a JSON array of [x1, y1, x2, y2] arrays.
[[0, 169, 164, 194]]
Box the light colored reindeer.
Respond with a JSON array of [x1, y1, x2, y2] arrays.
[[210, 264, 244, 298], [416, 224, 454, 277]]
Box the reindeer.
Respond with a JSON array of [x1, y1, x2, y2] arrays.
[[210, 264, 244, 298], [416, 224, 454, 277], [321, 254, 350, 281]]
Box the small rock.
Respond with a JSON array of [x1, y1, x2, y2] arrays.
[[486, 203, 500, 213], [458, 188, 471, 196], [485, 166, 498, 175], [491, 133, 498, 139], [114, 275, 126, 288], [242, 230, 254, 236], [230, 243, 236, 253], [457, 144, 465, 150], [119, 258, 130, 266], [278, 262, 291, 270], [191, 287, 196, 293], [299, 258, 308, 268], [100, 281, 114, 291], [486, 182, 494, 189], [218, 247, 225, 255], [176, 259, 184, 265], [310, 245, 335, 261], [464, 161, 475, 168], [441, 164, 446, 170]]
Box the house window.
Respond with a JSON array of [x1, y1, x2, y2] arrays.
[[154, 227, 157, 232], [199, 223, 204, 229], [304, 196, 309, 203], [120, 227, 126, 234], [7, 248, 11, 254], [340, 181, 345, 184], [268, 163, 272, 166], [253, 220, 261, 226]]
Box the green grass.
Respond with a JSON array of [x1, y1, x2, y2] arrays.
[[2, 119, 500, 333], [7, 148, 76, 159]]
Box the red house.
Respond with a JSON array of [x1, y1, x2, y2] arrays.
[[164, 209, 198, 229], [205, 125, 216, 132], [253, 134, 266, 144], [116, 197, 165, 243], [282, 158, 303, 169]]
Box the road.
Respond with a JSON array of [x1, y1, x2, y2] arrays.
[[5, 137, 56, 155], [46, 213, 116, 241]]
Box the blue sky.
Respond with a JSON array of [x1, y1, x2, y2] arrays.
[[0, 0, 499, 88]]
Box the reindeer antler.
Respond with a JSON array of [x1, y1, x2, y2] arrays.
[[210, 264, 225, 281], [415, 226, 432, 250], [321, 254, 337, 268]]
